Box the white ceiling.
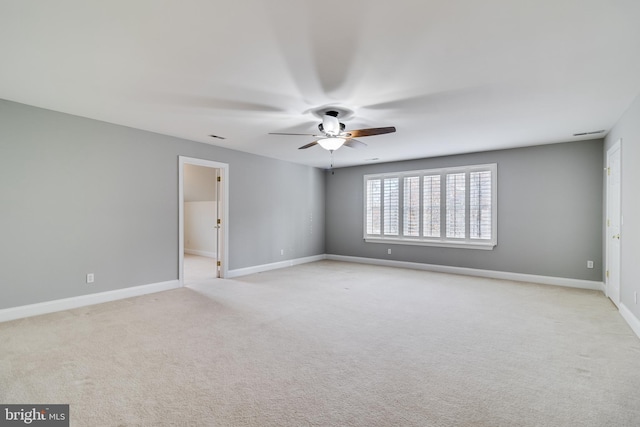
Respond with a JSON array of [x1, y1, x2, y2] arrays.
[[1, 0, 639, 169]]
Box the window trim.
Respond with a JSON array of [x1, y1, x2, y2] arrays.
[[363, 163, 497, 250]]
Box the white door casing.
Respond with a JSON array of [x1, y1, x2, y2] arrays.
[[606, 139, 621, 307], [179, 156, 229, 283], [215, 168, 223, 277]]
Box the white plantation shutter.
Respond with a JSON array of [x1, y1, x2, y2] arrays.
[[383, 178, 399, 235], [403, 176, 420, 236], [446, 173, 466, 238], [364, 164, 496, 248], [366, 179, 381, 235], [470, 170, 492, 239], [422, 175, 441, 237]]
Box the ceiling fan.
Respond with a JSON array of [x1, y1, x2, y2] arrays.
[[269, 110, 396, 152]]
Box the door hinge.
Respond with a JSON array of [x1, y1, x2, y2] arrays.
[[607, 219, 610, 227], [607, 167, 611, 176], [217, 261, 221, 267], [217, 176, 221, 182], [606, 270, 609, 278], [217, 218, 221, 225]]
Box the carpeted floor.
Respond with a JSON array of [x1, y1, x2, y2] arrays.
[[1, 260, 640, 426], [184, 253, 218, 284]]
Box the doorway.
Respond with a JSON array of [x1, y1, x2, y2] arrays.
[[179, 156, 229, 284], [605, 139, 621, 307]]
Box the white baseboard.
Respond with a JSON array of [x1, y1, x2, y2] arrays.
[[619, 303, 640, 340], [227, 255, 326, 278], [2, 256, 607, 323], [185, 249, 217, 258], [326, 254, 604, 291], [0, 280, 181, 323]]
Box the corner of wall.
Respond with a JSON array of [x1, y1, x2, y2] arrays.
[[619, 303, 640, 340]]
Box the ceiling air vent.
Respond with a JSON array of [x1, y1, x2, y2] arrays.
[[573, 130, 605, 137]]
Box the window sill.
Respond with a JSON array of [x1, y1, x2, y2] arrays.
[[364, 237, 496, 250]]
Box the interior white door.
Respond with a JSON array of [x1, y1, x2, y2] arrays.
[[606, 140, 621, 307]]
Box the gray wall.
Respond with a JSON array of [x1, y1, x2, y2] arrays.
[[0, 99, 325, 309], [605, 94, 640, 320], [325, 140, 604, 281]]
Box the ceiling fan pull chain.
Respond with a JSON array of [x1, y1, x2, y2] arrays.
[[330, 150, 334, 174]]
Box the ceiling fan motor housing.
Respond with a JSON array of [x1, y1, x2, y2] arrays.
[[318, 122, 346, 134]]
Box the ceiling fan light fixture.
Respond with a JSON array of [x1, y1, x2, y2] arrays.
[[317, 137, 346, 151]]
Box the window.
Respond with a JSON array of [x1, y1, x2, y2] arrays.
[[364, 164, 497, 249], [365, 179, 381, 235], [422, 175, 441, 238], [383, 178, 399, 235], [446, 173, 466, 238], [403, 176, 420, 237]]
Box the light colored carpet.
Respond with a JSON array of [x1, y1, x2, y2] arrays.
[[1, 260, 640, 426], [184, 253, 218, 284]]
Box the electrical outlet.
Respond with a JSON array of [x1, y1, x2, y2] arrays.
[[86, 273, 95, 284], [387, 248, 391, 255], [587, 260, 594, 269]]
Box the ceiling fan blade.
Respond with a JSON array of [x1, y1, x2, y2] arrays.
[[345, 126, 396, 138], [150, 93, 288, 113], [344, 139, 367, 149], [269, 132, 322, 137], [298, 141, 319, 150]]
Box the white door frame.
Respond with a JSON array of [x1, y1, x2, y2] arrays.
[[179, 156, 229, 283], [605, 139, 622, 306]]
